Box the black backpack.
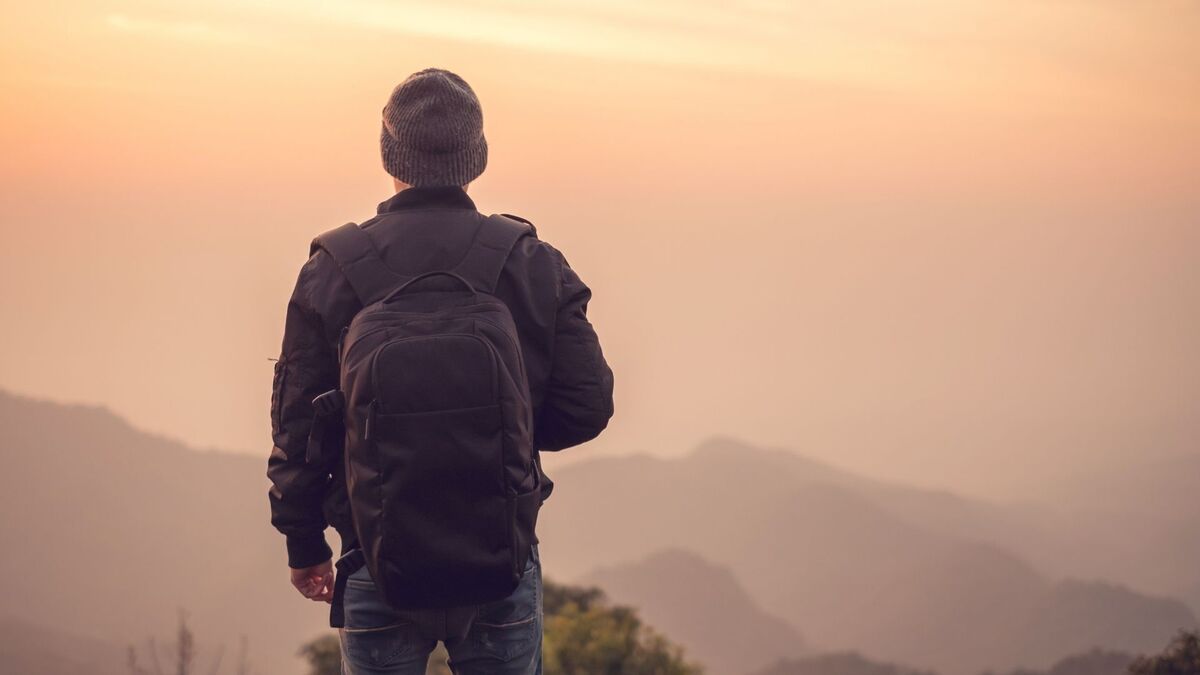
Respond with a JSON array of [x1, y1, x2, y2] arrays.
[[309, 215, 541, 611]]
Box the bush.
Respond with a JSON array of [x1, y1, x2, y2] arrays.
[[1128, 631, 1200, 675]]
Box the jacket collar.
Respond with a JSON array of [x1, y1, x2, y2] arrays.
[[377, 186, 476, 214]]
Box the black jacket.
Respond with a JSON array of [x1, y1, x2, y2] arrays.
[[268, 186, 614, 568]]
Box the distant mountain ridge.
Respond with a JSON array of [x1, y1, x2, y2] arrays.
[[0, 617, 128, 675], [0, 390, 326, 675], [584, 548, 806, 675], [538, 437, 1196, 674], [0, 391, 1193, 675], [751, 651, 936, 675]]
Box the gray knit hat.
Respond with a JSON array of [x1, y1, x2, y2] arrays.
[[380, 68, 488, 187]]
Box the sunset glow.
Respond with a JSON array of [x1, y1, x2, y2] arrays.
[[1, 0, 1197, 497]]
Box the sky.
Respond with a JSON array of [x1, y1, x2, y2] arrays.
[[1, 0, 1197, 500]]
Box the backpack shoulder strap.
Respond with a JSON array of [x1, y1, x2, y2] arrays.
[[310, 223, 403, 305], [453, 214, 534, 294]]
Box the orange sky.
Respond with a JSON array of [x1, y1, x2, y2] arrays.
[[1, 0, 1198, 499]]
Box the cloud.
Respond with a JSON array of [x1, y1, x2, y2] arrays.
[[248, 0, 906, 85]]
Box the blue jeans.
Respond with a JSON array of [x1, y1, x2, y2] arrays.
[[339, 546, 542, 675]]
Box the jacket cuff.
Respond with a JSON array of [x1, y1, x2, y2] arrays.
[[286, 532, 333, 569]]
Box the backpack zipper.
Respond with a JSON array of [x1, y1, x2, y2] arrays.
[[364, 399, 377, 441]]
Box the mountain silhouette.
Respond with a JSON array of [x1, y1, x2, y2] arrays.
[[537, 437, 1196, 674], [0, 617, 128, 675], [0, 392, 1193, 675], [750, 651, 935, 675], [583, 548, 806, 674], [0, 390, 328, 674]]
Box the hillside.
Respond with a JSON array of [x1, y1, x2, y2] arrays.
[[0, 390, 329, 674], [989, 648, 1134, 675], [0, 617, 129, 675], [584, 548, 806, 675], [752, 646, 1135, 675], [0, 391, 1193, 675], [537, 437, 1196, 674], [1033, 452, 1200, 612], [750, 652, 936, 675]]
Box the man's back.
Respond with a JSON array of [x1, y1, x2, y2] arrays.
[[269, 184, 615, 562]]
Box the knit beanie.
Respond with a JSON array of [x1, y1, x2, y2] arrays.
[[380, 68, 488, 187]]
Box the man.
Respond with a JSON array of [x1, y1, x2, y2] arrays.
[[267, 68, 615, 674]]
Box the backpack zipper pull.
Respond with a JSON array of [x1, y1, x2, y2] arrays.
[[364, 400, 377, 441], [336, 327, 350, 366]]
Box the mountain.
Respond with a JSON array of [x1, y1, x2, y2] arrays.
[[565, 437, 1200, 616], [583, 548, 806, 675], [1033, 452, 1200, 613], [829, 445, 1200, 622], [537, 437, 1196, 674], [748, 646, 1132, 675], [0, 617, 128, 675], [1, 391, 1193, 675], [750, 652, 936, 675], [0, 390, 329, 674], [988, 647, 1134, 675]]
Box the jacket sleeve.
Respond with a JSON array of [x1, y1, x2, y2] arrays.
[[535, 252, 615, 451], [267, 259, 337, 568]]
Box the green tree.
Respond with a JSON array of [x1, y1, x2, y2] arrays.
[[542, 579, 702, 675], [1128, 631, 1200, 675]]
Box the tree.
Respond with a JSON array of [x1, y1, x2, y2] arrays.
[[1128, 631, 1200, 675], [542, 579, 702, 675]]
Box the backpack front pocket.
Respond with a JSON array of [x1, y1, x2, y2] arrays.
[[369, 403, 514, 608]]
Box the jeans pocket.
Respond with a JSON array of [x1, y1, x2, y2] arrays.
[[469, 548, 541, 661], [341, 622, 418, 669], [341, 575, 416, 667], [467, 616, 537, 662]]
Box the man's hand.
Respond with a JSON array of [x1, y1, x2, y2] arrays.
[[291, 560, 335, 603]]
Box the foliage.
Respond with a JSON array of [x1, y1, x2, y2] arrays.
[[1128, 631, 1200, 675], [542, 579, 702, 675]]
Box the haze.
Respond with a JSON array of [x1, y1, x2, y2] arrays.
[[1, 0, 1197, 500]]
